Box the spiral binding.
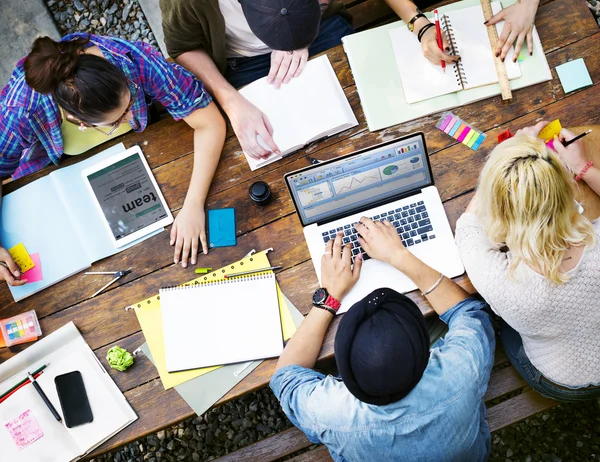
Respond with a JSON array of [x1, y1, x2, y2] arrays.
[[441, 15, 467, 89], [159, 272, 274, 291]]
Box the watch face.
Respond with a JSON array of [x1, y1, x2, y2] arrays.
[[313, 288, 328, 305]]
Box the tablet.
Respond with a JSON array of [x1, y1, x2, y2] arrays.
[[82, 146, 173, 247]]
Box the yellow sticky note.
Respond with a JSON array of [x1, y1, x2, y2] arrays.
[[538, 120, 562, 142], [8, 243, 35, 273]]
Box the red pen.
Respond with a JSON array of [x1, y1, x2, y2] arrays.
[[0, 371, 44, 404], [434, 10, 446, 73]]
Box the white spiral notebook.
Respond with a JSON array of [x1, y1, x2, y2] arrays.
[[389, 3, 521, 104], [160, 272, 284, 372]]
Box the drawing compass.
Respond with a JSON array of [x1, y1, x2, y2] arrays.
[[85, 269, 132, 298]]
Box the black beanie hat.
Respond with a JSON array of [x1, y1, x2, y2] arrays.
[[240, 0, 321, 51], [334, 288, 430, 405]]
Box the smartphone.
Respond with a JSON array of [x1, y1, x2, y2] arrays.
[[54, 371, 93, 428]]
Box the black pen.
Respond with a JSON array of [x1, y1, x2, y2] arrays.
[[563, 129, 592, 147], [27, 372, 62, 422]]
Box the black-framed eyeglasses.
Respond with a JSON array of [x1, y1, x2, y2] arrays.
[[65, 78, 139, 136]]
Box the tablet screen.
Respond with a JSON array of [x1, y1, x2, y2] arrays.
[[86, 153, 169, 241]]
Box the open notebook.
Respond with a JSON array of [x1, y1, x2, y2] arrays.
[[239, 55, 358, 171], [161, 272, 284, 372], [0, 143, 164, 302], [0, 323, 136, 462], [390, 3, 521, 104]]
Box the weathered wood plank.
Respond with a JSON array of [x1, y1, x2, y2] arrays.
[[287, 445, 333, 462], [487, 390, 557, 432], [483, 367, 528, 402], [215, 427, 311, 462]]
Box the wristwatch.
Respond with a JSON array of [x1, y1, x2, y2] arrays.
[[312, 288, 341, 315], [408, 9, 426, 32]]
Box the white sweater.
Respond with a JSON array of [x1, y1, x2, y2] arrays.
[[455, 212, 600, 388]]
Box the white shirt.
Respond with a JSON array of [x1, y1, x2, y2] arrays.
[[455, 212, 600, 388], [217, 0, 272, 58]]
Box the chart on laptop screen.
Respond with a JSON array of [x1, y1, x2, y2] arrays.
[[288, 136, 432, 225]]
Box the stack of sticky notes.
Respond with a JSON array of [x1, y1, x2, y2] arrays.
[[555, 59, 592, 94], [436, 112, 487, 151], [0, 310, 42, 347]]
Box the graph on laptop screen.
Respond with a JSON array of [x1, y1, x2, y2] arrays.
[[288, 135, 432, 225]]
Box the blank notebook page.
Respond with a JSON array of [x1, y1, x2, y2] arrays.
[[239, 55, 356, 164], [446, 3, 521, 90], [161, 273, 283, 372]]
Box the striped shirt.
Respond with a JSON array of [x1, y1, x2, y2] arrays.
[[0, 34, 212, 179]]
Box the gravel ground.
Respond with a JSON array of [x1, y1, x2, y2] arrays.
[[46, 0, 158, 48], [45, 1, 600, 460]]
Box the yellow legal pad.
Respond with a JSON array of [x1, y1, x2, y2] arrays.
[[8, 243, 35, 273], [129, 250, 296, 389]]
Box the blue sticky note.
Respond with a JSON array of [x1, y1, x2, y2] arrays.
[[555, 59, 592, 94], [208, 208, 236, 248]]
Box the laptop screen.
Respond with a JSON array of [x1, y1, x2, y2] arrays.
[[286, 134, 433, 226]]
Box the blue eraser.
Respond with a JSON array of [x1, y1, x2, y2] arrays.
[[208, 208, 236, 248]]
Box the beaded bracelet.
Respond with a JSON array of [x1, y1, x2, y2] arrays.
[[575, 160, 594, 181], [417, 23, 435, 43]]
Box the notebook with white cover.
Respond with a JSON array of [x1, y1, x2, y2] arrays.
[[390, 3, 521, 104], [0, 322, 137, 462], [238, 55, 358, 171], [161, 272, 283, 371]]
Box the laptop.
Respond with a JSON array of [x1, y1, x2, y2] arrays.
[[284, 133, 464, 313]]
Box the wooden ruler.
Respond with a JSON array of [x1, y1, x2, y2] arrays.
[[481, 0, 513, 100]]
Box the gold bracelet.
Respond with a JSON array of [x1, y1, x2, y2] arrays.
[[421, 273, 444, 296]]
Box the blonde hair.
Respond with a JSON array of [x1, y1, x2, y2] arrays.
[[476, 135, 595, 284]]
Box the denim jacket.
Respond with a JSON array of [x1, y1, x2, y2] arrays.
[[270, 298, 495, 462]]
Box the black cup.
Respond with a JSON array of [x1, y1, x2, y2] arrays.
[[249, 181, 272, 206]]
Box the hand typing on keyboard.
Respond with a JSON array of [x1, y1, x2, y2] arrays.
[[355, 217, 408, 266], [321, 232, 363, 301], [321, 201, 435, 263]]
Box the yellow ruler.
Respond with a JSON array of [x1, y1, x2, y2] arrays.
[[481, 0, 513, 100]]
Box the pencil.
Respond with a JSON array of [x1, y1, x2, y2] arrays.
[[27, 371, 61, 422], [563, 129, 592, 147], [0, 364, 47, 400], [0, 371, 46, 404], [224, 266, 282, 278]]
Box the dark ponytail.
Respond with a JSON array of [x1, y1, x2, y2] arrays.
[[24, 36, 129, 124]]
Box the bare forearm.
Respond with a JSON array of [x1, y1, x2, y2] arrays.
[[385, 0, 421, 23], [184, 107, 226, 206], [175, 49, 239, 113], [391, 252, 469, 316], [581, 166, 600, 197], [275, 308, 333, 372]]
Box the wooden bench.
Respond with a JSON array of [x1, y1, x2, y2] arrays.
[[214, 345, 557, 462]]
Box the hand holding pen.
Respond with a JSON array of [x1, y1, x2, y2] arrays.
[[419, 13, 459, 68]]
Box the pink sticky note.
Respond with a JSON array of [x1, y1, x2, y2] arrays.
[[5, 409, 44, 450], [457, 126, 471, 143], [22, 253, 43, 283]]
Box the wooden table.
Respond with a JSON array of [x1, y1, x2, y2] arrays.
[[0, 0, 597, 457]]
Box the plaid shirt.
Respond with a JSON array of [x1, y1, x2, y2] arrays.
[[0, 34, 212, 179]]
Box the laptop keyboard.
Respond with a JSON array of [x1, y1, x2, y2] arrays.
[[321, 201, 435, 262]]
